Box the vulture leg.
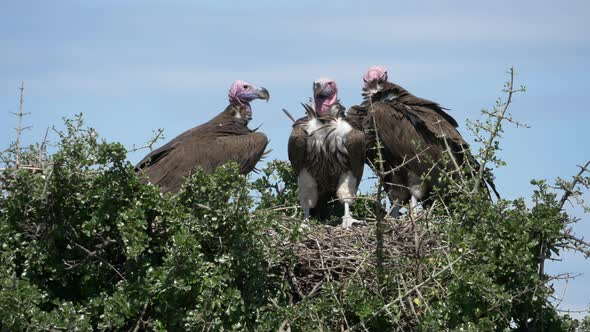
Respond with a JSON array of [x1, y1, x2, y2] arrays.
[[387, 187, 409, 220], [337, 171, 367, 228], [408, 173, 427, 219], [342, 202, 366, 228], [303, 208, 310, 221], [409, 195, 420, 220], [410, 196, 419, 212], [298, 169, 318, 223], [391, 205, 402, 219]]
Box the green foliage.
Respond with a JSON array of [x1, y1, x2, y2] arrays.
[[416, 183, 566, 331], [1, 113, 588, 331], [0, 115, 290, 331], [252, 159, 300, 215]]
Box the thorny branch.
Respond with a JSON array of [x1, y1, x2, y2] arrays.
[[129, 128, 165, 153], [473, 67, 526, 194], [558, 160, 590, 210], [14, 82, 27, 169], [346, 251, 470, 331], [131, 302, 149, 332], [368, 96, 386, 283], [72, 242, 126, 281]]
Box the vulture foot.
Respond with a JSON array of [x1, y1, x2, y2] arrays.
[[341, 216, 367, 229], [297, 219, 310, 232]]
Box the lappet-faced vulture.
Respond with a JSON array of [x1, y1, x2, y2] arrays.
[[288, 78, 366, 228], [347, 66, 498, 216], [136, 80, 270, 193]]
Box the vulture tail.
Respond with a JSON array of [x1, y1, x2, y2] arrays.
[[486, 177, 501, 200]]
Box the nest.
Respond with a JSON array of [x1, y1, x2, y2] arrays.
[[282, 216, 448, 301]]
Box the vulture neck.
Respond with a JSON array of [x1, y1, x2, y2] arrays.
[[363, 81, 407, 103], [212, 104, 251, 125], [315, 94, 338, 117]]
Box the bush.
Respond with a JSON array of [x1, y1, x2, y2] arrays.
[[1, 70, 589, 330], [0, 115, 294, 330]]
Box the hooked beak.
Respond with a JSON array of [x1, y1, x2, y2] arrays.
[[314, 82, 333, 99], [256, 87, 270, 102], [313, 82, 323, 98]]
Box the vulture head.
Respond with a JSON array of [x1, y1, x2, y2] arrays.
[[228, 80, 270, 120], [313, 78, 339, 117], [362, 65, 388, 99]]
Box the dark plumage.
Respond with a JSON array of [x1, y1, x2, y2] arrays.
[[136, 80, 270, 193], [288, 78, 366, 228], [347, 66, 497, 215]]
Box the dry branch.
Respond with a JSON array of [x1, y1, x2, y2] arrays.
[[558, 160, 590, 210], [473, 67, 524, 193], [275, 214, 453, 330]]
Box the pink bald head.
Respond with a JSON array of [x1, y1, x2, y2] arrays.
[[363, 65, 388, 84], [228, 80, 270, 106], [313, 78, 338, 116]]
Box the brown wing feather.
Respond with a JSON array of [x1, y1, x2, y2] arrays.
[[406, 105, 467, 147], [357, 82, 498, 202], [216, 132, 269, 174], [369, 81, 466, 154], [287, 124, 308, 174], [345, 127, 366, 184], [380, 81, 459, 128], [371, 102, 428, 160], [136, 106, 268, 193], [371, 81, 463, 144]]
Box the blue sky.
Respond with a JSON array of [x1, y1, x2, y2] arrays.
[[1, 0, 589, 317]]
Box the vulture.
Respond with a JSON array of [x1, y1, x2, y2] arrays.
[[288, 78, 366, 228], [347, 66, 498, 216], [136, 80, 270, 193]]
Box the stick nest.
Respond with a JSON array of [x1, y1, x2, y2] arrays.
[[279, 216, 449, 302]]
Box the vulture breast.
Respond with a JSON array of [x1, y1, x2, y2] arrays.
[[303, 117, 353, 186]]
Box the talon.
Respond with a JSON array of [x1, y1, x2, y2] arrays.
[[341, 216, 367, 229], [298, 219, 310, 232]]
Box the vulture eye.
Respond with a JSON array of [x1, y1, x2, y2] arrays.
[[243, 85, 249, 89]]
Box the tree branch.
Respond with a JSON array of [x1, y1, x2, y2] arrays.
[[558, 160, 590, 210]]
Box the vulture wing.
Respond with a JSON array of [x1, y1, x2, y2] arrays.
[[402, 102, 466, 147], [287, 118, 309, 174], [378, 82, 465, 147], [287, 103, 318, 175], [370, 102, 432, 162], [345, 124, 366, 184], [398, 95, 458, 127], [136, 120, 268, 193]]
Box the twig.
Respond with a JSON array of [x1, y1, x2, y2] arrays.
[[131, 302, 149, 332], [129, 128, 165, 153], [14, 82, 27, 169], [73, 243, 126, 281], [473, 67, 523, 193], [558, 160, 590, 210], [368, 96, 386, 284], [346, 251, 468, 331], [289, 269, 305, 299]]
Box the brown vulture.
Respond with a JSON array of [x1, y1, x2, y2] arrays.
[[288, 78, 366, 228], [135, 80, 270, 193], [347, 66, 498, 216]]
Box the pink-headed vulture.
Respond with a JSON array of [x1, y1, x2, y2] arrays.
[[347, 66, 498, 216], [288, 78, 366, 228], [136, 80, 270, 193]]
